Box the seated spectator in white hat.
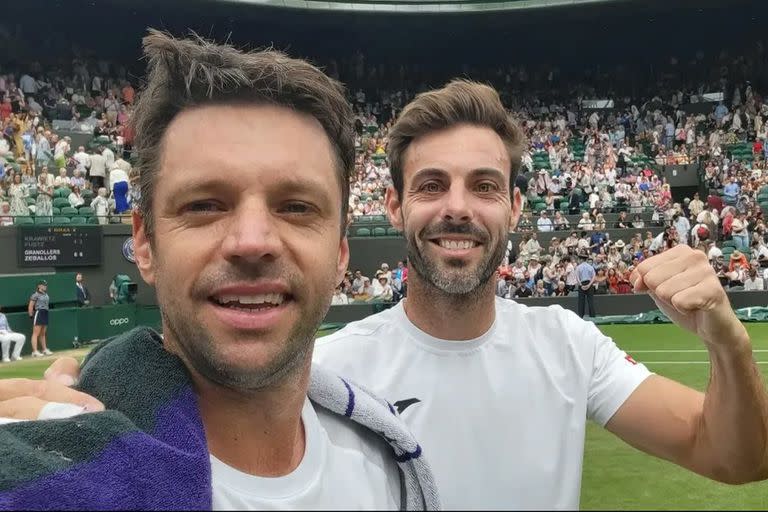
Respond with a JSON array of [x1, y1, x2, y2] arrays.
[[0, 306, 25, 363]]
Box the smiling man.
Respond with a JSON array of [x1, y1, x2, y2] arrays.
[[314, 80, 768, 509], [0, 31, 437, 510]]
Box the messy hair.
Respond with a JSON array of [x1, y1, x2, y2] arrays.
[[387, 79, 525, 198], [132, 29, 354, 239]]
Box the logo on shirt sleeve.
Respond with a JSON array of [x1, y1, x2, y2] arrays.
[[394, 398, 422, 415], [624, 354, 638, 365]]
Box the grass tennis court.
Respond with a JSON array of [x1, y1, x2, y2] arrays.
[[2, 323, 768, 509]]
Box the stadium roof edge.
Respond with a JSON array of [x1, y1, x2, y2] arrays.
[[219, 0, 630, 14]]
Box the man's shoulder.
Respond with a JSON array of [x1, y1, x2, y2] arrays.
[[315, 305, 402, 353]]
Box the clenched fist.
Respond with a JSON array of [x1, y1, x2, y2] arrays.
[[630, 245, 750, 349]]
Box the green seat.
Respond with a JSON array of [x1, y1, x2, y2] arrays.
[[26, 198, 36, 206], [69, 216, 87, 225], [79, 206, 95, 216], [52, 207, 61, 216], [86, 216, 100, 225], [13, 216, 33, 225], [60, 206, 78, 216], [28, 189, 37, 199], [53, 197, 70, 208], [55, 187, 71, 198], [34, 216, 52, 225], [386, 227, 400, 236], [354, 227, 372, 237], [76, 105, 93, 118], [373, 227, 387, 237], [109, 216, 123, 224], [53, 216, 71, 225], [82, 190, 94, 201]]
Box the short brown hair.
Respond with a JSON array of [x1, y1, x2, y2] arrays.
[[132, 29, 354, 239], [387, 79, 525, 198]]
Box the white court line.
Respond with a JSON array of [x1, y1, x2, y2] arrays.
[[643, 361, 768, 364], [629, 349, 768, 353]]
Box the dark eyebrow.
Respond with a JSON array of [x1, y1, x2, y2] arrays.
[[469, 168, 508, 184], [411, 167, 508, 184], [410, 168, 448, 184]]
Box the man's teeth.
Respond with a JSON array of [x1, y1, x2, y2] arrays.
[[438, 239, 477, 250], [215, 294, 285, 306]]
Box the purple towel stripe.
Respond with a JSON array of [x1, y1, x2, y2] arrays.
[[340, 378, 356, 418], [394, 444, 422, 464]]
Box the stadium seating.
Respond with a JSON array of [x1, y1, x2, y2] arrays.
[[53, 197, 71, 209]]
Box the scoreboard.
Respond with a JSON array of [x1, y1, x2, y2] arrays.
[[17, 226, 102, 267]]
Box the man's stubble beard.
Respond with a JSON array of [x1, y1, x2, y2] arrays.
[[155, 262, 334, 393], [404, 216, 507, 301]]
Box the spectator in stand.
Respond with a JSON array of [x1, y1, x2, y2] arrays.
[[372, 275, 394, 302], [0, 201, 12, 226], [102, 144, 115, 171], [73, 146, 90, 175], [673, 212, 691, 246], [35, 174, 53, 217], [511, 278, 532, 298], [8, 173, 29, 217], [731, 212, 750, 253], [53, 135, 70, 170], [68, 185, 85, 208], [88, 148, 107, 190], [331, 285, 349, 305], [53, 167, 70, 188], [614, 211, 630, 229], [0, 306, 25, 363], [743, 268, 765, 291], [70, 169, 86, 190], [751, 239, 768, 266], [350, 269, 366, 297], [537, 210, 553, 232], [90, 186, 111, 225], [35, 131, 52, 170]]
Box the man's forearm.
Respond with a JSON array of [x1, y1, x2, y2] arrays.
[[701, 334, 768, 483]]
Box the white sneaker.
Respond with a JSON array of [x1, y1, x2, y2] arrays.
[[31, 351, 43, 357], [11, 355, 22, 361], [42, 349, 53, 356], [1, 358, 9, 363]]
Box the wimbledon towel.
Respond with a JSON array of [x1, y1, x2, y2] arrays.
[[0, 326, 439, 510]]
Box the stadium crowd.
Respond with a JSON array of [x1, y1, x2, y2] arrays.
[[1, 36, 768, 302]]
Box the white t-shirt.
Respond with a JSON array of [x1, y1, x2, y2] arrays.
[[212, 397, 400, 510], [314, 298, 652, 510]]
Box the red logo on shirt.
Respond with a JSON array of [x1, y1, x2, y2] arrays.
[[625, 354, 637, 365]]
